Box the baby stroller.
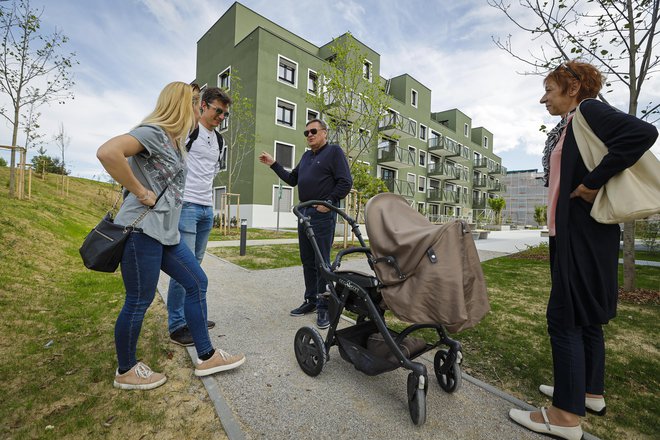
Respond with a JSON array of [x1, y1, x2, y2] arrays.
[[292, 193, 489, 425]]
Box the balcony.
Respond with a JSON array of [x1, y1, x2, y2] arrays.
[[473, 176, 489, 188], [427, 161, 457, 179], [429, 135, 459, 157], [448, 167, 470, 184], [474, 157, 488, 168], [454, 144, 471, 165], [472, 197, 487, 209], [378, 112, 417, 138], [377, 142, 415, 169], [427, 188, 458, 203], [489, 182, 506, 192], [488, 163, 507, 176], [383, 178, 415, 198]]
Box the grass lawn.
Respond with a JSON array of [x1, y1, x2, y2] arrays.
[[210, 240, 658, 440], [0, 169, 224, 439], [208, 227, 297, 241]]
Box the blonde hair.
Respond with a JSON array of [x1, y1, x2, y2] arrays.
[[141, 81, 196, 153]]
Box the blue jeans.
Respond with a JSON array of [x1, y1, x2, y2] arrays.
[[298, 206, 336, 312], [167, 202, 214, 333], [116, 232, 212, 371]]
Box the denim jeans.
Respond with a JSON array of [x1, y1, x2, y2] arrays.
[[116, 232, 212, 371], [298, 206, 336, 312], [167, 202, 214, 333]]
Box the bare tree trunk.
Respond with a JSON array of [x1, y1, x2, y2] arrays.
[[622, 222, 636, 290]]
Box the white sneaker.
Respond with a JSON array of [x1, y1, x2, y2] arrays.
[[539, 384, 606, 415], [195, 349, 245, 377]]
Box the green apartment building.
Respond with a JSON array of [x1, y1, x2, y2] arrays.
[[196, 2, 506, 228]]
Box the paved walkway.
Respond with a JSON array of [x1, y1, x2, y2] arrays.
[[156, 229, 612, 440]]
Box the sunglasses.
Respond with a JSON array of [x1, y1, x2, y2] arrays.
[[207, 103, 230, 118], [303, 128, 326, 137], [555, 64, 580, 82]]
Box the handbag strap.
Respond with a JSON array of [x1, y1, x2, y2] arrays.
[[126, 184, 170, 229]]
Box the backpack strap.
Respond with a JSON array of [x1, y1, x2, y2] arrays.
[[185, 127, 200, 151], [186, 127, 226, 166]]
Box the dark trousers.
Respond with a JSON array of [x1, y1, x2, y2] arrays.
[[547, 237, 606, 416], [298, 206, 336, 312]]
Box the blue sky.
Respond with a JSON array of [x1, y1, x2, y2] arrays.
[[1, 0, 658, 179]]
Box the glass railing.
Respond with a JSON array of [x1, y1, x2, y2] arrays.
[[377, 143, 415, 166], [383, 178, 415, 197]]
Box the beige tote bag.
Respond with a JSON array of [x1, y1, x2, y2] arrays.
[[572, 102, 660, 224]]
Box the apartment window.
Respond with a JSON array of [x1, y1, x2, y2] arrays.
[[483, 136, 489, 149], [419, 150, 426, 167], [274, 141, 294, 170], [218, 67, 231, 90], [407, 173, 416, 187], [363, 59, 372, 81], [276, 99, 296, 128], [273, 186, 293, 212], [218, 140, 227, 170], [306, 109, 319, 122], [411, 89, 418, 108], [278, 55, 297, 87], [419, 124, 427, 141], [417, 202, 425, 214], [307, 69, 318, 94], [219, 117, 228, 132], [418, 176, 426, 193], [464, 123, 469, 137]]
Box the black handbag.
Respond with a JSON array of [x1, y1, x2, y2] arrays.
[[79, 185, 168, 273], [79, 211, 142, 272]]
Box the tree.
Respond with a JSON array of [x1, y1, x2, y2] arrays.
[[222, 71, 256, 195], [534, 204, 548, 227], [488, 0, 660, 290], [488, 197, 507, 225], [0, 0, 77, 197], [351, 161, 389, 218], [306, 33, 392, 168], [30, 149, 66, 175], [54, 123, 69, 192], [0, 156, 7, 167]]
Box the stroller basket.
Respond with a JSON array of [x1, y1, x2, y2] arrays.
[[336, 321, 399, 376]]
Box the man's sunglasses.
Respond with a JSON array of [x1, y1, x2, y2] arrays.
[[207, 103, 230, 118], [303, 128, 326, 137]]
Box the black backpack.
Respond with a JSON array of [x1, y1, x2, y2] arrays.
[[186, 127, 226, 168]]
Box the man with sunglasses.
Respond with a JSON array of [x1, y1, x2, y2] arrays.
[[167, 86, 232, 346], [259, 119, 352, 329]]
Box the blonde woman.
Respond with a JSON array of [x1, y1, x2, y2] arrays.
[[97, 82, 245, 390]]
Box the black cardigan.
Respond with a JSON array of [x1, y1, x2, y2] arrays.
[[551, 99, 657, 327]]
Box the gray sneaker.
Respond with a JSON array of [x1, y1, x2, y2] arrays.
[[113, 362, 167, 390]]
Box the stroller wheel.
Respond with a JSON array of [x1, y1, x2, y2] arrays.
[[434, 349, 462, 393], [406, 373, 427, 425], [294, 326, 327, 377]]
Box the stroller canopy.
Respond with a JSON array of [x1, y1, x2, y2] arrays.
[[365, 193, 489, 332]]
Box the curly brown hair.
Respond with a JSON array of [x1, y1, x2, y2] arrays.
[[544, 60, 604, 101]]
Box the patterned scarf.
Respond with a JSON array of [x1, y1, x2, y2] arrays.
[[541, 109, 576, 185]]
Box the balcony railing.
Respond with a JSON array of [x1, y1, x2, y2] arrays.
[[472, 197, 487, 209], [429, 135, 458, 157], [427, 188, 459, 203], [448, 167, 469, 183], [427, 161, 458, 179], [378, 112, 417, 138], [473, 177, 489, 188], [473, 157, 488, 168], [383, 178, 415, 198], [377, 142, 415, 168]]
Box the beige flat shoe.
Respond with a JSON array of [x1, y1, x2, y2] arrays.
[[539, 384, 606, 416], [509, 407, 583, 440]]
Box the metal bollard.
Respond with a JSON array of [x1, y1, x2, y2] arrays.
[[239, 218, 247, 256]]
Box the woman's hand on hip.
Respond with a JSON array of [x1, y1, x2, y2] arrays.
[[570, 184, 598, 204]]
